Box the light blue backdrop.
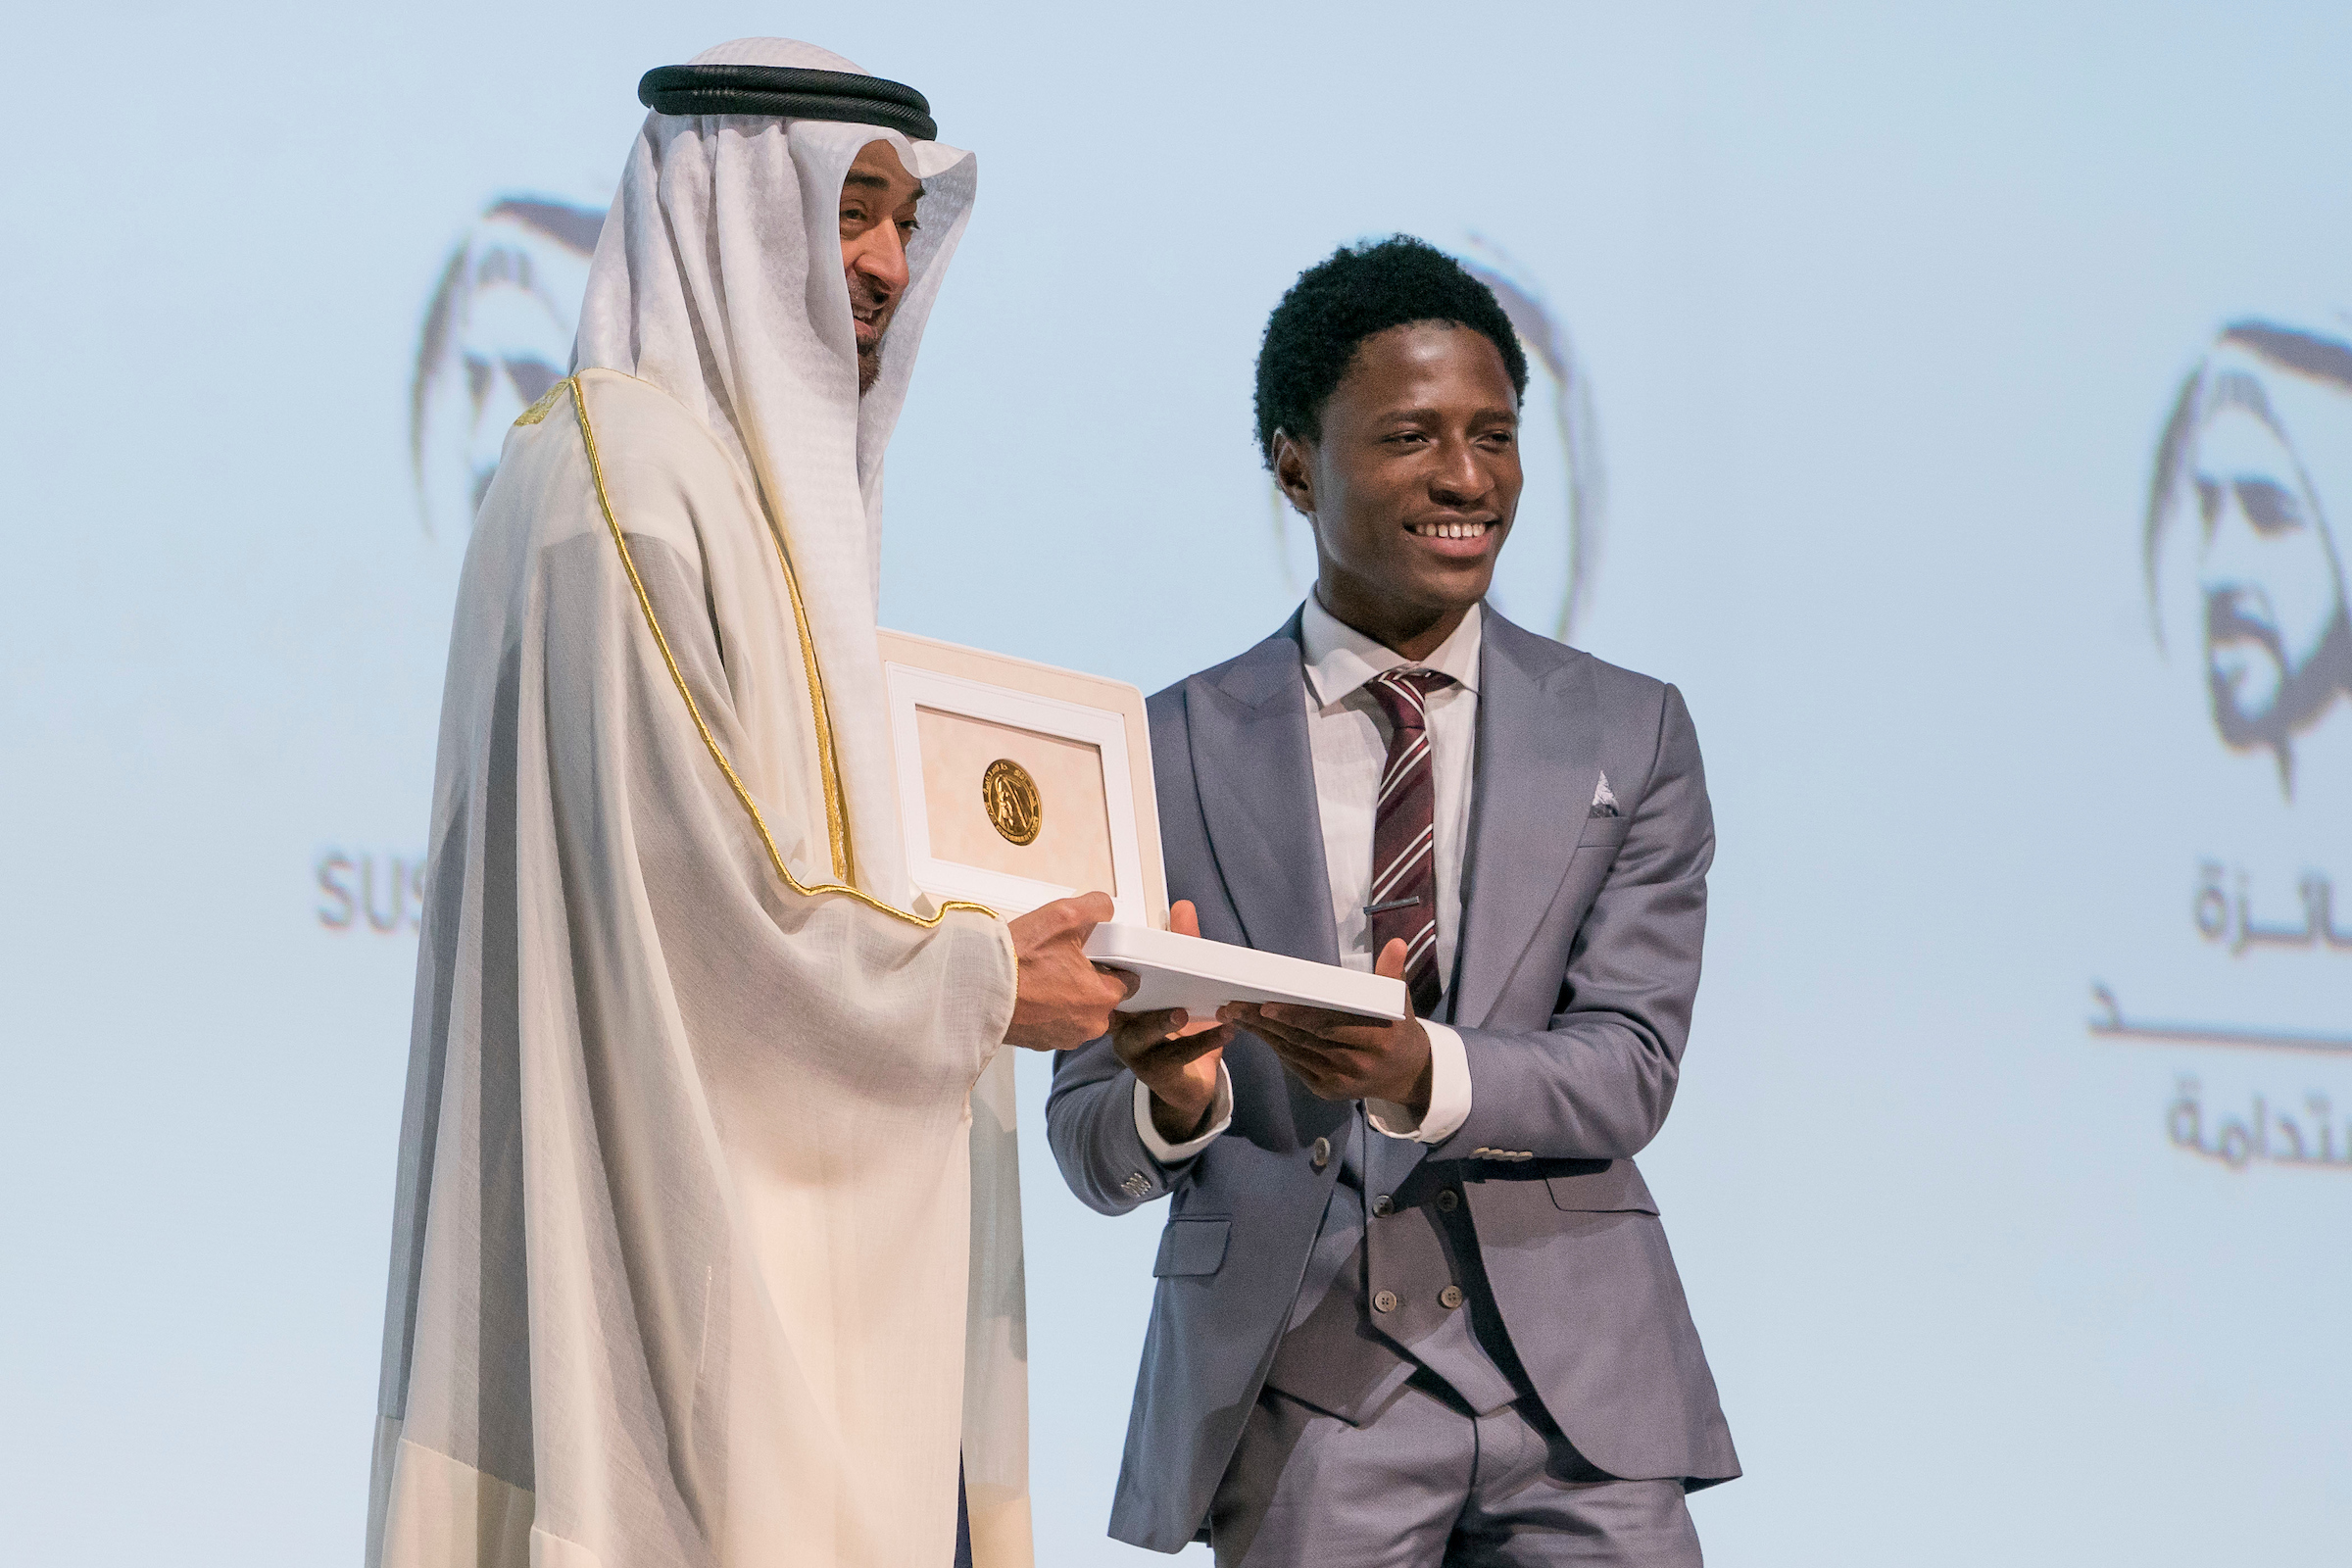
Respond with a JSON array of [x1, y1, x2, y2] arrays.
[[4, 4, 2347, 1563]]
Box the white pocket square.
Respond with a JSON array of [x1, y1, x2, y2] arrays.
[[1589, 772, 1620, 818]]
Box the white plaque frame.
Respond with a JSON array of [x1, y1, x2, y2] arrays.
[[878, 631, 1162, 928]]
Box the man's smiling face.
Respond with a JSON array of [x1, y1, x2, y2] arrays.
[[838, 140, 924, 394], [1274, 320, 1523, 652]]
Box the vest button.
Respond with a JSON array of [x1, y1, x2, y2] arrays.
[[1311, 1137, 1332, 1169], [1440, 1285, 1465, 1309], [1371, 1194, 1395, 1217], [1373, 1290, 1399, 1314], [1436, 1189, 1459, 1212]]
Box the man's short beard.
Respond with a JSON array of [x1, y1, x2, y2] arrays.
[[850, 271, 892, 396], [2205, 595, 2352, 796]]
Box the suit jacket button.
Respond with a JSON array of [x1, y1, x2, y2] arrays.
[[1436, 1190, 1459, 1212], [1311, 1137, 1332, 1169], [1440, 1285, 1465, 1310], [1371, 1194, 1395, 1217], [1373, 1290, 1399, 1314]]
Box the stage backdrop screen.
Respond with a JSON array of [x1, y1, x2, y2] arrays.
[[3, 4, 2345, 1563]]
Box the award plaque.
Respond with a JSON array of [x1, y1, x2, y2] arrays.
[[877, 630, 1408, 1022], [878, 628, 1166, 929]]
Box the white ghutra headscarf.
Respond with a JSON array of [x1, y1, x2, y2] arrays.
[[575, 35, 979, 903]]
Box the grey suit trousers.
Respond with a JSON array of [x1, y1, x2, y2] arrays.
[[1210, 1380, 1700, 1568]]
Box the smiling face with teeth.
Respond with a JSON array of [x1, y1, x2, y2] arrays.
[[838, 140, 925, 394], [1272, 320, 1523, 661]]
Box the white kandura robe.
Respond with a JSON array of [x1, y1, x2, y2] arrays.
[[368, 36, 1033, 1568]]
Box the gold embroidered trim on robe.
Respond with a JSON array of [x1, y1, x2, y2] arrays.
[[563, 374, 994, 929]]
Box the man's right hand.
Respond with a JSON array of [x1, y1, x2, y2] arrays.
[[1004, 893, 1134, 1053], [1109, 901, 1235, 1142]]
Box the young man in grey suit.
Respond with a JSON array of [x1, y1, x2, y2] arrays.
[[1048, 237, 1739, 1566]]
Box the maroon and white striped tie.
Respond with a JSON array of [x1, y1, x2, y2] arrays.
[[1365, 667, 1455, 1017]]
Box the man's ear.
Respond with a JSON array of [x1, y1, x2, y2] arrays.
[[1271, 430, 1316, 518]]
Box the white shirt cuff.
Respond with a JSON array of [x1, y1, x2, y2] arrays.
[[1133, 1062, 1234, 1164], [1366, 1021, 1472, 1144]]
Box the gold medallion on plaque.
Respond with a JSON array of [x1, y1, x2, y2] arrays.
[[980, 758, 1044, 847]]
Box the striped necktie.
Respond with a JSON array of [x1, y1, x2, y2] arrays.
[[1365, 667, 1455, 1017]]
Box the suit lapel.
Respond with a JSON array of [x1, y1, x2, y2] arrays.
[[1452, 612, 1602, 1029], [1190, 615, 1352, 1151], [1189, 613, 1342, 967]]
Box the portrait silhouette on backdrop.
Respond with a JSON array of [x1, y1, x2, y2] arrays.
[[2148, 318, 2352, 798]]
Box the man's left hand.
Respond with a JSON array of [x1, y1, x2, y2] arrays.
[[1220, 938, 1432, 1115]]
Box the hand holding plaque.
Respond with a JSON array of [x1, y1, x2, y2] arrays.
[[1108, 901, 1237, 1137], [1002, 892, 1136, 1053], [1220, 935, 1434, 1116]]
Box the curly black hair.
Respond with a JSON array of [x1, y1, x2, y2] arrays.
[[1252, 234, 1529, 467]]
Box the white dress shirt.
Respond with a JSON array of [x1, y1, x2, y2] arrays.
[[1136, 597, 1480, 1160]]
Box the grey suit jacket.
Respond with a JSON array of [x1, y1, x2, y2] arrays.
[[1047, 608, 1740, 1552]]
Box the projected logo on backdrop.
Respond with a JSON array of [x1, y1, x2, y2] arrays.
[[410, 195, 607, 550], [1273, 240, 1604, 640], [2146, 320, 2352, 795], [2089, 315, 2352, 1171], [319, 194, 609, 938]]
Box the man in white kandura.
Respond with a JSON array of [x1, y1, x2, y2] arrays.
[[367, 38, 1128, 1568]]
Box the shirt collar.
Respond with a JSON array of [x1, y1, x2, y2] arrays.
[[1298, 593, 1484, 710]]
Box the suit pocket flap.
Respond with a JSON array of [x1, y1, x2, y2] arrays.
[[1545, 1163, 1659, 1214], [1152, 1218, 1231, 1277], [1576, 815, 1634, 848]]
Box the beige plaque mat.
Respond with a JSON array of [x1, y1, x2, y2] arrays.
[[914, 707, 1117, 895]]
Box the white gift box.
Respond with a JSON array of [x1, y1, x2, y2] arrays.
[[877, 629, 1408, 1023]]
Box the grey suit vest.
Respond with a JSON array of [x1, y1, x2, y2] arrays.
[[1263, 1107, 1530, 1421]]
